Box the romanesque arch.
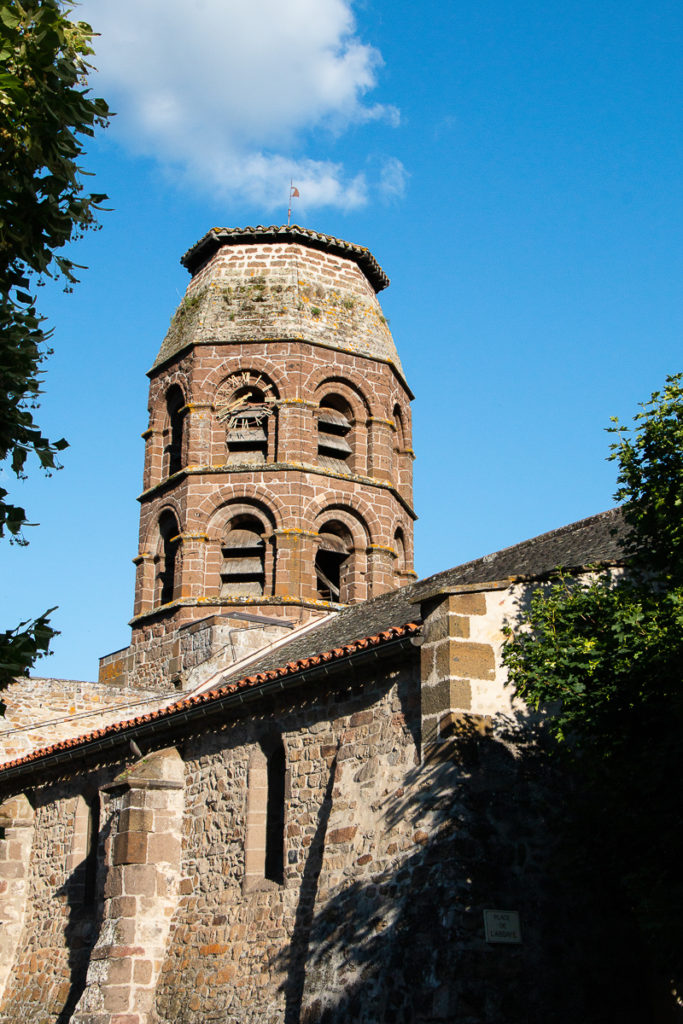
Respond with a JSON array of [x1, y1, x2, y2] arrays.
[[215, 369, 281, 465], [206, 498, 278, 598], [244, 736, 287, 892], [312, 504, 371, 604], [156, 509, 181, 605], [165, 384, 186, 476]]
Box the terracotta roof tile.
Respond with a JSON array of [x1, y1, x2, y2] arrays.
[[0, 622, 420, 775]]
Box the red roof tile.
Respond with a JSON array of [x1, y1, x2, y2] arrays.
[[0, 622, 420, 775]]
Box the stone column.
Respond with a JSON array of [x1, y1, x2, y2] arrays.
[[133, 553, 156, 617], [184, 402, 213, 466], [367, 417, 394, 482], [416, 585, 499, 760], [141, 428, 163, 492], [0, 795, 35, 1005], [177, 533, 209, 600], [273, 529, 318, 602], [396, 445, 415, 507], [72, 747, 185, 1024], [277, 400, 317, 465], [366, 544, 395, 597]]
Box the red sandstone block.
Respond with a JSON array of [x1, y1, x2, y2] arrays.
[[199, 942, 229, 956], [328, 825, 357, 844], [349, 710, 373, 727]]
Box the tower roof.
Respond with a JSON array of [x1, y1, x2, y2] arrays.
[[181, 224, 390, 293]]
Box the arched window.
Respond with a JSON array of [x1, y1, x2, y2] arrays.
[[221, 515, 266, 596], [315, 521, 353, 603], [393, 403, 405, 451], [83, 793, 100, 906], [158, 510, 180, 605], [244, 739, 286, 891], [394, 527, 406, 575], [165, 385, 185, 476], [71, 792, 100, 907], [317, 395, 353, 471], [265, 744, 286, 884], [220, 376, 277, 466]]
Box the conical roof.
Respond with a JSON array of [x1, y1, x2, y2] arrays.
[[151, 226, 405, 379]]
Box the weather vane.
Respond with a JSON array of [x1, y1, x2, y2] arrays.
[[287, 180, 300, 226]]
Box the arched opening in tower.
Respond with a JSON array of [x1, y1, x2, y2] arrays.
[[165, 385, 185, 476], [317, 395, 353, 471], [158, 510, 180, 605], [226, 384, 273, 465], [220, 516, 266, 596], [315, 521, 353, 602]]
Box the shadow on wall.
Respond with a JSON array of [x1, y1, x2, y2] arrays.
[[54, 806, 111, 1024], [277, 711, 655, 1024]]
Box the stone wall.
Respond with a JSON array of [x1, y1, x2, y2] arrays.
[[0, 678, 166, 763], [99, 611, 300, 693], [0, 582, 653, 1023], [0, 771, 112, 1023]]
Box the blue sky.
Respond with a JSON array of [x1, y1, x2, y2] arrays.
[[2, 0, 682, 681]]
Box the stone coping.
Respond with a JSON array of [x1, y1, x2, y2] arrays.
[[180, 224, 389, 292]]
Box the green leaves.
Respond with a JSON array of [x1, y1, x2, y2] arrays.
[[0, 0, 109, 687], [0, 611, 58, 679], [503, 379, 683, 994], [608, 373, 683, 583]]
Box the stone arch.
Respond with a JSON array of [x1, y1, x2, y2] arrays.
[[147, 369, 190, 432], [312, 504, 372, 605], [156, 508, 181, 605], [215, 369, 281, 465], [206, 498, 278, 598], [244, 736, 287, 892], [393, 525, 407, 573], [312, 375, 371, 418], [202, 491, 280, 538], [142, 497, 184, 551], [313, 378, 371, 476], [304, 491, 381, 546], [203, 358, 289, 401], [393, 401, 406, 450], [164, 383, 186, 476]]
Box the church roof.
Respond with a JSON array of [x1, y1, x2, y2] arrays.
[[220, 506, 626, 679], [181, 224, 390, 292], [0, 507, 626, 782]]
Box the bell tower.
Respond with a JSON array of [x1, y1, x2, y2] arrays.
[[105, 226, 416, 690]]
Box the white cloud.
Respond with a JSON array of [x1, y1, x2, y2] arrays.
[[379, 156, 409, 201], [79, 0, 403, 210]]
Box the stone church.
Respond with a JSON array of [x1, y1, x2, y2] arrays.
[[0, 227, 644, 1023]]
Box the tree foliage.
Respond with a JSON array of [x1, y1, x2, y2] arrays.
[[503, 373, 683, 1007], [0, 0, 109, 684]]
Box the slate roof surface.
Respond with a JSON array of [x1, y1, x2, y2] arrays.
[[181, 224, 389, 292], [220, 507, 627, 684]]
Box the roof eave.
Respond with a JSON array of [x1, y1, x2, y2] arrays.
[[0, 628, 419, 788]]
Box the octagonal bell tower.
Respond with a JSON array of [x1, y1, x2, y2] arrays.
[[111, 226, 416, 690]]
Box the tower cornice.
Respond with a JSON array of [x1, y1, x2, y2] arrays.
[[181, 224, 389, 292]]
